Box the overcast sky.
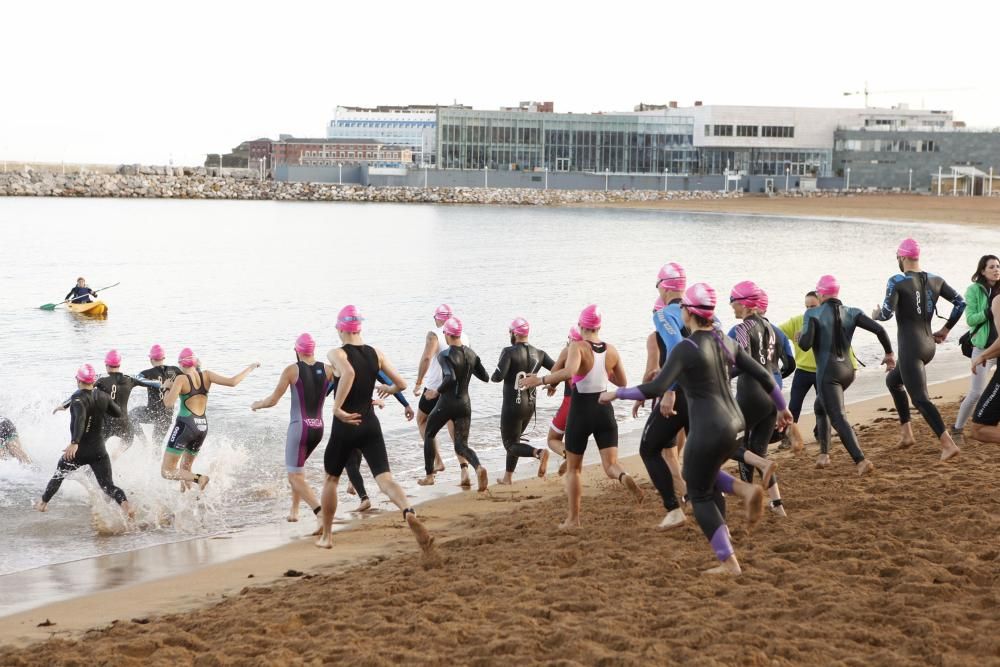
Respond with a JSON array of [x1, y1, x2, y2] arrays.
[[2, 0, 998, 166]]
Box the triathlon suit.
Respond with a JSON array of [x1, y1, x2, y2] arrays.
[[423, 345, 489, 475], [728, 315, 782, 486], [621, 329, 786, 563], [492, 342, 555, 473], [800, 299, 893, 463], [166, 371, 210, 456], [325, 344, 392, 479], [875, 270, 965, 437], [42, 388, 128, 506], [0, 417, 18, 454], [551, 377, 574, 435], [564, 341, 618, 455], [286, 361, 332, 473], [641, 299, 690, 512], [132, 364, 183, 442], [96, 372, 159, 446]]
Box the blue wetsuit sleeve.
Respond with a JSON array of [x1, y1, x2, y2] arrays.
[[131, 375, 161, 390], [653, 308, 684, 351], [854, 313, 893, 354], [939, 281, 966, 330], [491, 348, 510, 383], [376, 371, 410, 407], [876, 276, 899, 321]]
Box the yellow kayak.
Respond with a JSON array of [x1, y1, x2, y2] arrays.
[[67, 300, 108, 316]]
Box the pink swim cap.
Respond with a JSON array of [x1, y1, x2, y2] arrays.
[[897, 238, 920, 259], [509, 317, 530, 337], [443, 317, 463, 337], [682, 283, 717, 319], [758, 290, 769, 314], [178, 347, 198, 368], [149, 344, 165, 361], [336, 305, 364, 333], [578, 304, 602, 330], [568, 326, 582, 342], [434, 304, 453, 321], [653, 297, 666, 312], [104, 349, 122, 367], [656, 262, 687, 292], [76, 363, 96, 384], [816, 274, 841, 297], [295, 333, 316, 355], [730, 280, 766, 311]]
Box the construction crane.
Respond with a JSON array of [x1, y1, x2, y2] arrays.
[[843, 82, 972, 108]]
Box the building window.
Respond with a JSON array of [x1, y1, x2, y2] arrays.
[[713, 124, 733, 137], [761, 126, 794, 138], [736, 125, 759, 137]]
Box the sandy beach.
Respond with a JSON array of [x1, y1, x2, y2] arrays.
[[3, 376, 999, 665]]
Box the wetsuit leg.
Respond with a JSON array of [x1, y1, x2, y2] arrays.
[[450, 414, 481, 470], [745, 410, 778, 487], [423, 402, 451, 475], [88, 454, 128, 504], [638, 403, 685, 511], [788, 370, 816, 422], [42, 458, 81, 503], [898, 356, 947, 437], [345, 449, 368, 500], [683, 429, 740, 561], [885, 366, 911, 426], [817, 373, 865, 463], [813, 395, 832, 455], [501, 408, 535, 473]]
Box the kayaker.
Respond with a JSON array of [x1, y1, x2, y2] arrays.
[[65, 277, 98, 304]]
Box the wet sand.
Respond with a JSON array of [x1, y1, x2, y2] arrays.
[[3, 378, 999, 665]]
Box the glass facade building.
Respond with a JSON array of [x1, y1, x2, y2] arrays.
[[437, 109, 696, 173], [698, 148, 832, 176]]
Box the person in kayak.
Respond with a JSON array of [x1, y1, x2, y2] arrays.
[[491, 317, 555, 484], [0, 416, 31, 464], [161, 348, 259, 491], [65, 277, 98, 304], [130, 345, 184, 444]]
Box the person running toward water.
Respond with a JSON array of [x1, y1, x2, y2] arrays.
[[602, 284, 792, 575], [317, 306, 432, 552], [65, 277, 97, 304], [413, 304, 471, 486], [544, 326, 582, 477], [800, 275, 894, 474], [952, 255, 1000, 443], [0, 416, 31, 464], [418, 317, 491, 491], [523, 305, 643, 530], [491, 317, 555, 485], [252, 333, 333, 525], [161, 348, 259, 490], [37, 365, 135, 517], [131, 345, 184, 444], [872, 238, 965, 461]]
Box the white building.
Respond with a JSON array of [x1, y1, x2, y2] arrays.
[[326, 106, 438, 166]]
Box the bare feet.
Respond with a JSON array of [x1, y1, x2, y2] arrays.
[[940, 440, 960, 463], [898, 437, 915, 449], [459, 469, 472, 487], [122, 501, 137, 520], [557, 518, 581, 532], [346, 484, 357, 496], [315, 532, 333, 549], [356, 498, 371, 512], [657, 508, 685, 530], [417, 474, 435, 486], [34, 500, 48, 512], [495, 478, 512, 486], [434, 457, 445, 474], [856, 459, 875, 476], [759, 460, 778, 489], [197, 474, 211, 492], [622, 474, 644, 504], [287, 516, 299, 523], [558, 459, 568, 476], [743, 486, 765, 532], [477, 467, 489, 492], [406, 512, 434, 553], [537, 449, 549, 477], [703, 556, 742, 576], [815, 454, 830, 468]]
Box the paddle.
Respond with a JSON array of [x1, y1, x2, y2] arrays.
[[40, 282, 120, 310]]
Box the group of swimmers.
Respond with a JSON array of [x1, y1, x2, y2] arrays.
[[13, 236, 1000, 574]]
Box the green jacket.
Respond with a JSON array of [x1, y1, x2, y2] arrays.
[[964, 282, 994, 349]]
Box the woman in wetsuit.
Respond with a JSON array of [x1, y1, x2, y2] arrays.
[[418, 317, 491, 491], [162, 348, 259, 491], [952, 255, 1000, 442], [492, 317, 555, 484], [801, 275, 895, 474], [602, 284, 792, 576], [252, 333, 333, 524], [872, 238, 965, 461], [317, 305, 431, 552], [524, 305, 643, 530]]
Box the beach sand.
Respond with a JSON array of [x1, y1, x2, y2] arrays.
[[3, 377, 999, 665]]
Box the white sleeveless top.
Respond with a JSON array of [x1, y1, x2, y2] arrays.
[[574, 342, 608, 394], [425, 330, 470, 391]]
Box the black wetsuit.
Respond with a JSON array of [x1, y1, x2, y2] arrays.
[[423, 345, 489, 475], [325, 345, 391, 479], [875, 270, 965, 437], [65, 286, 96, 304], [626, 329, 782, 561], [491, 342, 555, 473], [96, 372, 158, 445], [800, 299, 893, 462], [131, 364, 183, 441], [42, 388, 128, 506]]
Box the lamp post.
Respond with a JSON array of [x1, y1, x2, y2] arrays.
[[908, 168, 912, 192], [663, 167, 669, 192], [845, 167, 851, 190], [424, 165, 428, 189], [937, 165, 942, 196], [605, 167, 609, 192], [544, 166, 548, 190], [990, 167, 994, 196], [484, 165, 488, 188], [338, 162, 342, 185], [785, 166, 790, 192]]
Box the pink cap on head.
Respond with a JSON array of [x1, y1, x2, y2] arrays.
[[758, 290, 769, 314], [653, 297, 666, 312], [178, 347, 198, 368], [816, 274, 841, 297], [149, 344, 165, 361], [76, 363, 96, 384], [443, 317, 463, 337], [656, 262, 687, 292], [295, 332, 316, 355], [578, 304, 602, 330], [682, 283, 717, 319], [434, 304, 453, 321], [336, 305, 364, 333], [568, 325, 583, 342], [509, 317, 530, 337], [730, 280, 767, 311], [104, 349, 122, 367], [897, 238, 920, 259]]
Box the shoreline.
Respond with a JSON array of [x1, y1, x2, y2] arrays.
[[0, 376, 970, 648]]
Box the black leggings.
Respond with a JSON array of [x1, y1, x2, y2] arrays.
[[638, 390, 688, 511], [886, 344, 946, 437], [814, 363, 865, 462], [500, 405, 539, 473], [788, 369, 817, 422], [42, 453, 127, 505], [424, 398, 479, 475], [683, 424, 741, 561], [345, 450, 369, 500]]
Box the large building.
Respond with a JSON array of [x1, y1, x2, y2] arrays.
[[326, 105, 445, 166], [272, 138, 412, 168]]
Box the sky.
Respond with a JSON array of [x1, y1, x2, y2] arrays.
[[2, 0, 998, 166]]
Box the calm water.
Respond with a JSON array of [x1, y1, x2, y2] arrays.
[[0, 197, 992, 587]]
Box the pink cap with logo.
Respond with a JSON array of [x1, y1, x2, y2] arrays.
[[104, 349, 122, 367], [682, 283, 717, 319], [76, 363, 97, 384], [443, 317, 463, 337], [509, 317, 530, 337]]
